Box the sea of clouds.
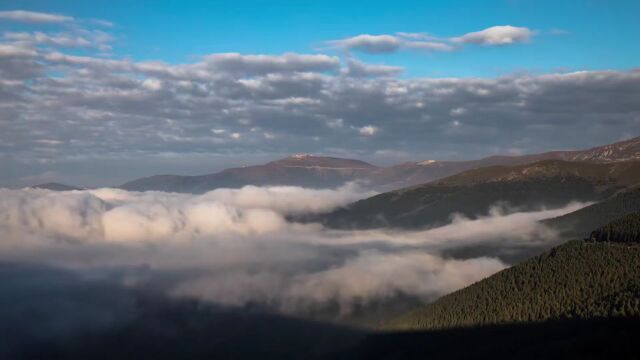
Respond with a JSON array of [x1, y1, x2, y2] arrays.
[[0, 184, 587, 316]]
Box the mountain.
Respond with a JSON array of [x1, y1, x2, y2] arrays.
[[543, 188, 640, 238], [365, 135, 640, 190], [120, 136, 640, 193], [387, 238, 640, 332], [28, 183, 84, 191], [120, 155, 377, 193], [319, 160, 640, 229]]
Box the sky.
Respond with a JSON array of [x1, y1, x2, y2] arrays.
[[0, 0, 639, 187]]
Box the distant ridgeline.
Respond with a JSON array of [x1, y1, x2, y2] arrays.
[[387, 214, 640, 332], [588, 213, 640, 243]]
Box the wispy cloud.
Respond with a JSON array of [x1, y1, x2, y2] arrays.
[[327, 25, 535, 54], [327, 33, 455, 54], [0, 10, 73, 23]]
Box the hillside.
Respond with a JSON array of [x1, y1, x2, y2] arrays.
[[589, 213, 640, 243], [543, 188, 640, 237], [387, 239, 640, 331], [320, 160, 640, 229]]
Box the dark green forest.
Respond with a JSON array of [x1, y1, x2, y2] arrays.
[[388, 239, 640, 331], [589, 213, 640, 243]]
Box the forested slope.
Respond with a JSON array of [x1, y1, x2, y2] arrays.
[[588, 213, 640, 243], [388, 240, 640, 331]]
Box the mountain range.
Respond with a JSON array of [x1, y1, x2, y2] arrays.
[[119, 155, 376, 192], [117, 136, 640, 193], [317, 159, 640, 230]]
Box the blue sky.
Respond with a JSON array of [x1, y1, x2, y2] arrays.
[[0, 0, 639, 186], [2, 0, 639, 77]]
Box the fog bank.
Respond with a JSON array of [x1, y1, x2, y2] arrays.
[[0, 186, 586, 316]]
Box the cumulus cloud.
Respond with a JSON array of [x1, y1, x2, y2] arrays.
[[0, 10, 73, 23], [452, 25, 535, 45], [0, 187, 586, 316]]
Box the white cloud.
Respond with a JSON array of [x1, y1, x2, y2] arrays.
[[0, 43, 37, 57], [328, 34, 401, 53], [452, 25, 535, 45], [4, 30, 113, 51], [5, 32, 91, 48], [403, 41, 455, 51], [0, 10, 73, 23], [395, 32, 432, 40], [283, 252, 505, 313], [142, 78, 163, 91], [359, 125, 379, 136]]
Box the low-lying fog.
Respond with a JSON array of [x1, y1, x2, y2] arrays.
[[0, 184, 588, 350]]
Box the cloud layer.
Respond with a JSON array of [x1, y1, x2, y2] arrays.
[[0, 186, 586, 316]]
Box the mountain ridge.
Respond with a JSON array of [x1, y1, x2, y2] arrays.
[[319, 159, 640, 229], [119, 136, 640, 193], [27, 183, 85, 191]]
